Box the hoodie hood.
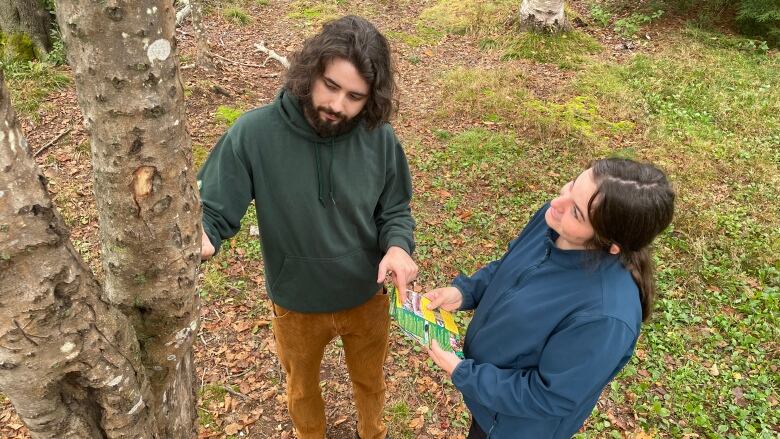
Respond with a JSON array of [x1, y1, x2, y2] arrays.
[[278, 89, 362, 205]]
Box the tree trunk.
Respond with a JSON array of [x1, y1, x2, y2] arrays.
[[518, 0, 569, 32], [187, 0, 215, 70], [0, 0, 201, 436], [1, 72, 158, 438], [0, 0, 52, 59], [54, 0, 202, 436]]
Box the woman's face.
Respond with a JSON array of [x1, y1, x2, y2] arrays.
[[545, 168, 599, 250]]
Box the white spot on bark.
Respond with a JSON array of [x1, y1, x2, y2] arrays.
[[0, 191, 4, 198], [174, 119, 180, 126], [190, 320, 198, 331], [146, 8, 152, 14], [122, 32, 129, 38], [167, 354, 177, 361], [66, 351, 79, 360], [147, 39, 171, 64], [128, 396, 145, 415], [106, 375, 123, 387], [60, 341, 76, 353], [8, 129, 16, 154]]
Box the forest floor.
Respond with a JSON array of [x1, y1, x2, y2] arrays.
[[2, 0, 779, 438]]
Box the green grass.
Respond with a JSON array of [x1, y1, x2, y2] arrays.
[[418, 0, 516, 36], [223, 7, 252, 25], [0, 60, 70, 118], [436, 66, 633, 151], [386, 400, 413, 438], [214, 105, 244, 126], [193, 144, 210, 169], [385, 30, 441, 48], [493, 30, 602, 69], [287, 0, 341, 26], [418, 18, 780, 438]]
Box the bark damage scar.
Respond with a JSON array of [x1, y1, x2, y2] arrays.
[[131, 166, 157, 216]]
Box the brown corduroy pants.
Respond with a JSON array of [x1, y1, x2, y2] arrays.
[[270, 291, 390, 439]]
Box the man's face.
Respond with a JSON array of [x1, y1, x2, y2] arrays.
[[305, 57, 370, 137]]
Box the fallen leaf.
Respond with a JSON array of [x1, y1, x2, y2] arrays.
[[224, 423, 242, 435]]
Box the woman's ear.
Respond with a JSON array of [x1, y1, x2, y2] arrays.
[[609, 243, 621, 255]]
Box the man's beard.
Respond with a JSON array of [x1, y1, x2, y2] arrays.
[[302, 97, 361, 137]]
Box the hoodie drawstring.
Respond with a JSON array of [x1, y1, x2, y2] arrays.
[[315, 141, 336, 207], [329, 139, 335, 205], [315, 143, 325, 206]]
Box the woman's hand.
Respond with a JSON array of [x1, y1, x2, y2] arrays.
[[423, 286, 463, 312], [428, 340, 462, 376]]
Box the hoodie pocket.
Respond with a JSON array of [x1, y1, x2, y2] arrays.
[[269, 248, 382, 311]]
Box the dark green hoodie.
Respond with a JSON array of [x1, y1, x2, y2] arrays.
[[198, 89, 415, 312]]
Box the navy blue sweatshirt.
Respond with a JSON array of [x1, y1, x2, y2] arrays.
[[451, 204, 642, 438]]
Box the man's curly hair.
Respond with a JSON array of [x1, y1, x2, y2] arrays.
[[284, 15, 398, 130]]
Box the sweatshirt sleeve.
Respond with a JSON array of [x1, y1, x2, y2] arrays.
[[375, 137, 415, 255], [197, 130, 254, 255], [451, 316, 637, 418]]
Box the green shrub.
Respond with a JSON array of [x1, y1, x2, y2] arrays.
[[736, 0, 780, 47]]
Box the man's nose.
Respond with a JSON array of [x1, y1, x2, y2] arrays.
[[330, 94, 346, 114]]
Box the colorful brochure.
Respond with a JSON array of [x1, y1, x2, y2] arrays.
[[389, 288, 463, 358]]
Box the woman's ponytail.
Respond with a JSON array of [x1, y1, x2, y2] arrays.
[[620, 248, 655, 321]]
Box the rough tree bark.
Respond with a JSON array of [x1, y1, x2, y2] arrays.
[[1, 73, 159, 437], [54, 0, 202, 436], [0, 0, 53, 58], [189, 0, 215, 70], [0, 0, 202, 436], [519, 0, 569, 32]]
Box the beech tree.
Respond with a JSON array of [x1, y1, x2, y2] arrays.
[[1, 0, 201, 437], [519, 0, 569, 32]]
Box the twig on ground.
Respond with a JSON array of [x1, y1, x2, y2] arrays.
[[211, 52, 265, 69], [34, 127, 72, 157], [254, 41, 290, 69], [228, 366, 256, 380], [222, 386, 247, 399]]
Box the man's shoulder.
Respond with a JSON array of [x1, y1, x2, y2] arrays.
[[356, 122, 399, 146], [231, 102, 279, 132]]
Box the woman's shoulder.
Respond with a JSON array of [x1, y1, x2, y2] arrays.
[[596, 260, 643, 328]]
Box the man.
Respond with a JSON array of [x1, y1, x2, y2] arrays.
[[198, 16, 416, 439]]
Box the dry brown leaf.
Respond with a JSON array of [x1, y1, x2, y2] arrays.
[[409, 415, 424, 430], [223, 423, 242, 435]]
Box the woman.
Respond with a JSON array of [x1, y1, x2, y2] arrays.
[[425, 158, 675, 438]]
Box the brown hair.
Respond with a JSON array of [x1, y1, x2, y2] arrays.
[[284, 15, 397, 130], [587, 158, 675, 321]]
